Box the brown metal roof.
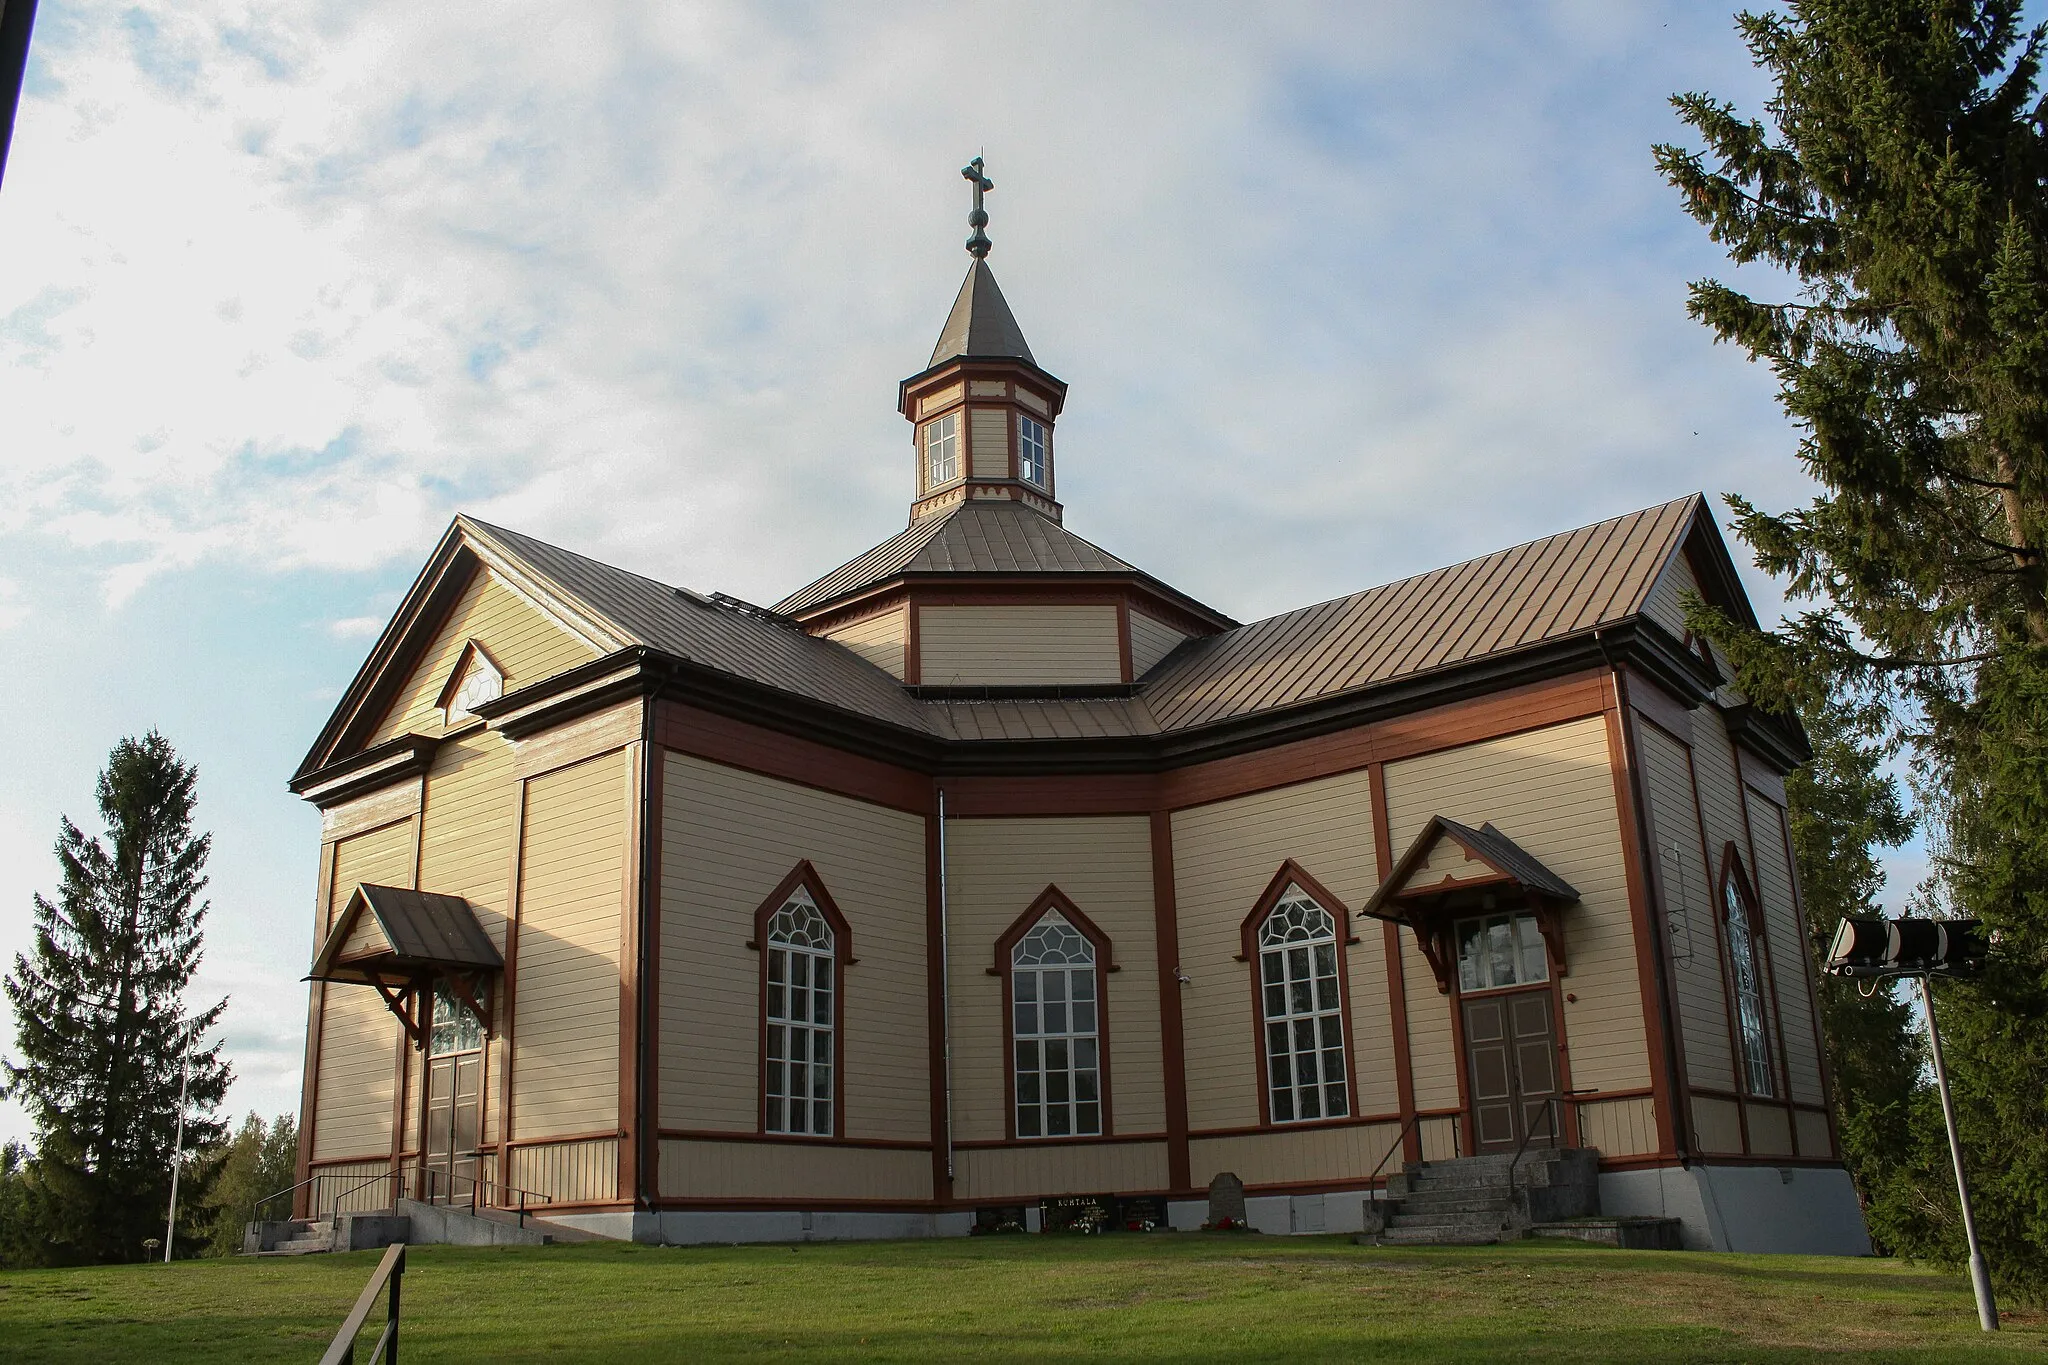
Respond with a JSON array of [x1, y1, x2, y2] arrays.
[[772, 500, 1151, 617], [310, 883, 503, 982], [1141, 495, 1699, 731], [1359, 818, 1580, 923], [930, 260, 1035, 367]]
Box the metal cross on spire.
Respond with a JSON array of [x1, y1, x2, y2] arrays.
[[962, 156, 993, 259]]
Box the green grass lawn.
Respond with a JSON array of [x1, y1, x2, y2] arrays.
[[0, 1234, 2040, 1362]]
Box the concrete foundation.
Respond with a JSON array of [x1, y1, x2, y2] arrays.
[[1165, 1191, 1378, 1235], [539, 1209, 978, 1245], [1597, 1164, 1871, 1255]]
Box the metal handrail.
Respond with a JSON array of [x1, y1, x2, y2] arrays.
[[320, 1241, 404, 1365], [400, 1165, 554, 1229], [251, 1172, 326, 1224], [1364, 1111, 1464, 1192]]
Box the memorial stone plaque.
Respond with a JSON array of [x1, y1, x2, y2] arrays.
[[1208, 1171, 1246, 1227]]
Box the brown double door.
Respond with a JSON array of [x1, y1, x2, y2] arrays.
[[423, 1050, 482, 1202], [1463, 989, 1561, 1152]]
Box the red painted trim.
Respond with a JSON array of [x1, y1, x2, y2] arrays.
[[1149, 811, 1193, 1192], [1365, 763, 1421, 1162], [748, 861, 855, 1139], [991, 885, 1117, 1141], [924, 799, 952, 1204], [654, 700, 930, 815], [640, 731, 663, 1199], [658, 1128, 931, 1151], [1237, 861, 1363, 1131]]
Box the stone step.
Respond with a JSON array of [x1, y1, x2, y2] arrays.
[[1388, 1210, 1509, 1233], [1391, 1192, 1513, 1215], [1374, 1224, 1504, 1246]]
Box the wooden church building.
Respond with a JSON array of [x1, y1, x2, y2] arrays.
[[289, 168, 1870, 1253]]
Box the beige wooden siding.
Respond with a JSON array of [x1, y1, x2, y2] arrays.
[[1642, 549, 1700, 638], [658, 1140, 930, 1201], [1796, 1108, 1832, 1158], [507, 1137, 617, 1204], [321, 781, 421, 843], [1190, 1122, 1403, 1191], [312, 819, 416, 1161], [969, 380, 1007, 398], [309, 1160, 390, 1216], [918, 383, 964, 417], [370, 565, 598, 745], [1171, 768, 1391, 1132], [919, 605, 1122, 686], [1016, 387, 1048, 415], [1577, 1095, 1658, 1157], [1692, 1095, 1743, 1154], [1404, 936, 1461, 1113], [1383, 717, 1649, 1097], [512, 749, 628, 1141], [512, 699, 641, 781], [1744, 787, 1825, 1106], [1128, 611, 1188, 677], [338, 911, 391, 961], [955, 1142, 1170, 1202], [970, 408, 1009, 477], [1747, 1103, 1794, 1156], [822, 608, 908, 679], [659, 754, 927, 1140], [418, 733, 517, 954], [1636, 723, 1736, 1091], [1409, 836, 1501, 888], [943, 817, 1163, 1142]]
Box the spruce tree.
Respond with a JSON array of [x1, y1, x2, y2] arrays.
[[2, 732, 230, 1263], [1657, 0, 2048, 1298]]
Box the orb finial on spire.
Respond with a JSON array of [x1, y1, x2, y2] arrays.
[[962, 156, 993, 259]]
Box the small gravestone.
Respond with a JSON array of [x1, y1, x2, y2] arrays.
[[1207, 1172, 1246, 1228]]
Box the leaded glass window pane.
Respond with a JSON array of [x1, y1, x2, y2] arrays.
[[1012, 910, 1102, 1139], [429, 982, 483, 1057], [1258, 887, 1349, 1123], [1725, 880, 1775, 1097], [765, 887, 835, 1135]]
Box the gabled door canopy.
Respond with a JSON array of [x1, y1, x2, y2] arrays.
[[308, 883, 503, 1044], [1358, 817, 1579, 994]]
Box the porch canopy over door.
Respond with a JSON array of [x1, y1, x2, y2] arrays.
[[307, 882, 503, 1043]]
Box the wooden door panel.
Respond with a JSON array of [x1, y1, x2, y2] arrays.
[[1463, 998, 1518, 1151], [1463, 989, 1562, 1152]]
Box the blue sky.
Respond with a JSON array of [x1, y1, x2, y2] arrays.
[[0, 1, 1916, 1142]]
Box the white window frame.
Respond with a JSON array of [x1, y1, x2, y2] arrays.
[[1011, 910, 1102, 1139], [764, 888, 836, 1136], [1723, 874, 1775, 1098], [1258, 888, 1349, 1124], [1017, 413, 1047, 487], [924, 413, 960, 488]]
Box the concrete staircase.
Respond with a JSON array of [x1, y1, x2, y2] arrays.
[[1361, 1148, 1600, 1246], [248, 1218, 336, 1256], [244, 1201, 601, 1255]]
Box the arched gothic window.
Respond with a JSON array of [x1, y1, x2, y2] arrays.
[[752, 863, 854, 1139], [996, 890, 1114, 1140], [1720, 852, 1775, 1098], [1242, 863, 1354, 1126]]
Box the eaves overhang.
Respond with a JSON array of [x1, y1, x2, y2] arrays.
[[289, 732, 439, 807], [793, 570, 1238, 637]]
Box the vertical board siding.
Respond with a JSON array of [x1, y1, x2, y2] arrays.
[[1747, 1103, 1794, 1156], [919, 605, 1122, 686], [1577, 1096, 1658, 1157], [955, 1142, 1170, 1202], [1189, 1122, 1402, 1191], [371, 565, 598, 746], [1744, 788, 1826, 1106], [1636, 723, 1736, 1091], [969, 407, 1009, 477], [1171, 768, 1390, 1132], [313, 819, 415, 1160], [1382, 717, 1649, 1096], [1796, 1108, 1832, 1158], [1128, 611, 1188, 678], [659, 754, 928, 1140], [508, 1138, 618, 1204], [822, 608, 908, 679], [944, 817, 1163, 1141], [310, 1161, 390, 1217], [512, 750, 628, 1140], [1691, 1095, 1744, 1154], [657, 1140, 931, 1200], [419, 733, 517, 952], [1404, 938, 1461, 1112], [1640, 551, 1699, 639]]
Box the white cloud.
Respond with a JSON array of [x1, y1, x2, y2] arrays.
[[0, 579, 26, 631], [326, 614, 384, 640]]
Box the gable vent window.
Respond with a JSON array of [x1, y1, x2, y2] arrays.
[[1017, 413, 1047, 487], [1259, 887, 1349, 1123], [765, 888, 836, 1136], [443, 646, 503, 725], [924, 413, 960, 488]]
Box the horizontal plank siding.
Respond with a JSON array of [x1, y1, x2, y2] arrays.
[[955, 1142, 1171, 1202], [919, 605, 1122, 686], [1171, 768, 1390, 1133], [512, 749, 628, 1141], [1189, 1122, 1403, 1191], [822, 608, 908, 680], [657, 1140, 931, 1201], [371, 565, 598, 746], [969, 407, 1008, 477], [1129, 611, 1188, 678], [944, 817, 1163, 1142], [312, 819, 416, 1161], [659, 754, 928, 1140]]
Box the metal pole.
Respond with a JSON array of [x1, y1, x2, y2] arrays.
[[163, 1042, 191, 1263], [1920, 975, 1998, 1332]]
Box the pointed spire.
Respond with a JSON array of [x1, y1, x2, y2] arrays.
[[930, 259, 1035, 367]]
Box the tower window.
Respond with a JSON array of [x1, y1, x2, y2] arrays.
[[1017, 414, 1047, 488], [924, 414, 960, 488]]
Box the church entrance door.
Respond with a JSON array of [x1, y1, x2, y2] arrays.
[[1462, 988, 1560, 1153], [423, 983, 484, 1204]]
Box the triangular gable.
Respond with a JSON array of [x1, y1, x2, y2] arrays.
[[295, 518, 632, 784], [309, 883, 504, 1044], [1637, 495, 1762, 638], [1361, 817, 1579, 919], [434, 639, 506, 725]]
